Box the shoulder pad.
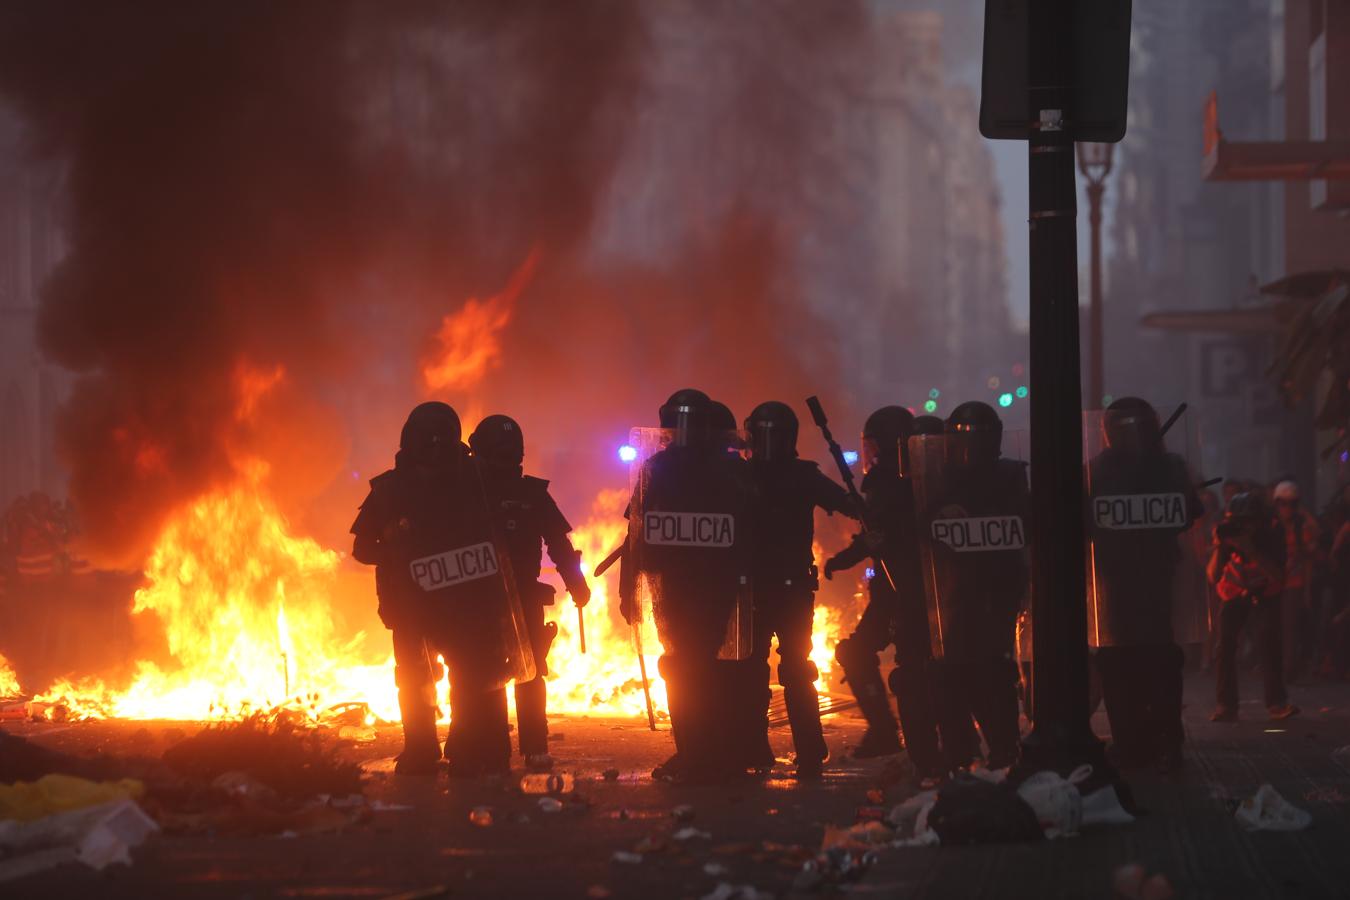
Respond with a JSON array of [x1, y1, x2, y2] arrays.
[[368, 469, 397, 489], [522, 475, 551, 491], [796, 459, 824, 475]]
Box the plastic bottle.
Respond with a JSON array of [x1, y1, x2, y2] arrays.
[[519, 772, 574, 795], [468, 806, 493, 827]]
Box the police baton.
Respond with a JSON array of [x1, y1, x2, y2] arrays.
[[594, 543, 624, 577], [1158, 402, 1188, 439], [633, 622, 657, 731], [805, 395, 897, 591]]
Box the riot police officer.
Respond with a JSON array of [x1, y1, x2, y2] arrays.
[[351, 403, 461, 775], [620, 389, 754, 783], [740, 401, 856, 779], [823, 406, 945, 779], [470, 415, 591, 773], [1087, 398, 1202, 771], [915, 401, 1028, 771]]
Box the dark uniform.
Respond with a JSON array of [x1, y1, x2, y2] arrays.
[[825, 406, 945, 777], [352, 402, 520, 776], [1087, 398, 1202, 770], [621, 389, 754, 783], [470, 415, 590, 770], [915, 401, 1028, 771], [741, 401, 855, 778]]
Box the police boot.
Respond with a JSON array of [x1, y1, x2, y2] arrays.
[[779, 658, 828, 777], [730, 659, 775, 772], [515, 676, 551, 769], [888, 662, 943, 778], [394, 683, 440, 777], [837, 640, 902, 758]]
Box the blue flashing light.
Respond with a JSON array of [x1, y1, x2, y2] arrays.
[[618, 444, 638, 464], [842, 450, 860, 466], [864, 566, 876, 580], [998, 392, 1013, 408]]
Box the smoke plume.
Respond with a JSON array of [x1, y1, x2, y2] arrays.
[[0, 0, 868, 559]]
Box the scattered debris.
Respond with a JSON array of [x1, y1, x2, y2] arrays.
[[379, 886, 450, 900], [702, 862, 728, 877], [673, 826, 711, 842], [1235, 784, 1312, 831], [1113, 863, 1176, 900], [521, 773, 574, 795], [700, 882, 772, 900], [585, 886, 613, 899], [602, 768, 620, 782], [0, 774, 144, 822], [469, 806, 494, 827], [0, 798, 159, 882], [1332, 746, 1350, 768], [671, 804, 695, 821], [927, 774, 1043, 845], [161, 714, 362, 800], [537, 797, 564, 814], [1015, 767, 1090, 838], [611, 850, 643, 864], [211, 771, 277, 805]]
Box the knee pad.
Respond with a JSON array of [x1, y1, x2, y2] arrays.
[[777, 657, 819, 688]]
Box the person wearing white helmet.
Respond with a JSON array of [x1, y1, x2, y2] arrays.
[[1273, 480, 1321, 683]]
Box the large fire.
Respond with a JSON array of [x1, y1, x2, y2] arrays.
[[26, 480, 845, 726]]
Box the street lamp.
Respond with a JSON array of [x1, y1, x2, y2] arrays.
[[1077, 142, 1115, 410]]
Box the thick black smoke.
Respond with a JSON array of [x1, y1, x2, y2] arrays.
[[0, 1, 867, 560]]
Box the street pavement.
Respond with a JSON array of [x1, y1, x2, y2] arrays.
[[5, 671, 1350, 899]]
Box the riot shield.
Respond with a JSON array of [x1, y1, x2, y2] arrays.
[[392, 457, 536, 690], [625, 426, 752, 661], [1084, 405, 1203, 648], [909, 432, 1030, 661]]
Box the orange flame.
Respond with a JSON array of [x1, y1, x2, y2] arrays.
[[422, 249, 541, 392], [0, 652, 20, 698]]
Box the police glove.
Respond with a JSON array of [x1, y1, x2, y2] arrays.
[[822, 556, 842, 581], [570, 580, 592, 609]]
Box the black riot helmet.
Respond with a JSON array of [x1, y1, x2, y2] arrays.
[[1103, 396, 1164, 456], [861, 405, 914, 474], [399, 401, 462, 468], [945, 401, 1003, 470], [659, 388, 712, 448], [708, 400, 744, 454], [469, 415, 525, 477], [745, 401, 799, 462], [913, 415, 945, 436]]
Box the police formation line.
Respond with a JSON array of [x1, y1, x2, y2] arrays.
[[351, 392, 1226, 783]]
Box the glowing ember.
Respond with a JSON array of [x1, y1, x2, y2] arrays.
[[423, 249, 541, 392]]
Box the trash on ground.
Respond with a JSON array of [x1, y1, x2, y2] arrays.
[[702, 862, 728, 876], [0, 798, 159, 881], [611, 850, 643, 864], [700, 882, 773, 900], [671, 804, 695, 821], [1081, 784, 1135, 827], [0, 774, 145, 822], [162, 714, 362, 800], [1332, 745, 1350, 768], [927, 774, 1043, 845], [602, 768, 620, 782], [469, 806, 494, 827], [674, 826, 712, 841], [1234, 784, 1312, 831], [537, 797, 564, 814], [211, 770, 278, 804], [1114, 863, 1176, 900], [521, 773, 575, 795], [1015, 766, 1090, 838], [586, 886, 613, 899]]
